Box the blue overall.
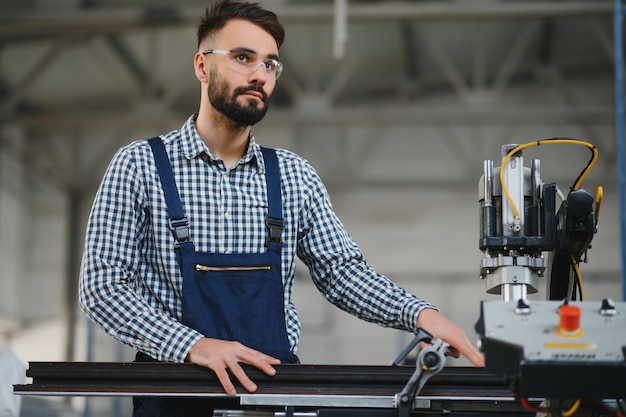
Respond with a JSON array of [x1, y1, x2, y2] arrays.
[[132, 137, 297, 417]]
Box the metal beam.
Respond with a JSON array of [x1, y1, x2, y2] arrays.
[[13, 105, 615, 131], [104, 34, 162, 98], [0, 2, 613, 37], [614, 0, 626, 301]]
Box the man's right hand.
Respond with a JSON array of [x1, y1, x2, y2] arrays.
[[186, 337, 281, 396]]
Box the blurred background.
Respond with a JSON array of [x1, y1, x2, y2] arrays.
[[0, 0, 623, 415]]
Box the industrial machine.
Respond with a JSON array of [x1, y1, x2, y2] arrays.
[[475, 139, 626, 415], [477, 139, 600, 301], [14, 140, 626, 416]]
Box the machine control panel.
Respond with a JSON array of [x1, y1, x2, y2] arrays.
[[479, 298, 625, 362], [476, 299, 626, 398]]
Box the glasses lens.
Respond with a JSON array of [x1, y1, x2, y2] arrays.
[[275, 63, 283, 79], [224, 50, 282, 80]]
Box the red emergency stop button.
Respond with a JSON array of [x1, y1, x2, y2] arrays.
[[556, 304, 583, 338]]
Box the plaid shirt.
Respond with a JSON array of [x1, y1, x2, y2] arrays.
[[79, 114, 434, 363]]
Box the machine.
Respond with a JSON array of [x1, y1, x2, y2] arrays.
[[478, 140, 600, 301], [475, 139, 626, 415]]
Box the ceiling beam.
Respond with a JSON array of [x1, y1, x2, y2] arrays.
[[12, 105, 614, 132], [0, 2, 612, 37]]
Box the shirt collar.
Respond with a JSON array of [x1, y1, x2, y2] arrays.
[[180, 113, 263, 173]]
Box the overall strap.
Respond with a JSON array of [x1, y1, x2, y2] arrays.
[[260, 147, 283, 244], [148, 137, 190, 246], [148, 138, 282, 247]]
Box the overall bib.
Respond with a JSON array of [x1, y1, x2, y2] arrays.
[[132, 138, 297, 417]]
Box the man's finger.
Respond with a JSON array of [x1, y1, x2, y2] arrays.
[[245, 352, 279, 376], [227, 361, 258, 393], [214, 367, 237, 396]]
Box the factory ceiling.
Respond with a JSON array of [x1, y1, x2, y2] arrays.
[[0, 0, 617, 191]]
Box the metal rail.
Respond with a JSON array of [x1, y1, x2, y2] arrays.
[[14, 362, 527, 415]]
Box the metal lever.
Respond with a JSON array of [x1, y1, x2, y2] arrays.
[[392, 328, 433, 366], [395, 337, 449, 417]]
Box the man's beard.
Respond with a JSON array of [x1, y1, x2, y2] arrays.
[[208, 67, 271, 126]]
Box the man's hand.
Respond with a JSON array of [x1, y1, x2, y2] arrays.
[[186, 338, 281, 396], [416, 308, 485, 367]]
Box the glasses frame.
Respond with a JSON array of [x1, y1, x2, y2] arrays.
[[202, 49, 283, 80]]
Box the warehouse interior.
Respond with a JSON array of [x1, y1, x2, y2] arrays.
[[0, 0, 622, 416]]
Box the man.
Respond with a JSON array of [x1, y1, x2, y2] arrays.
[[79, 1, 484, 415]]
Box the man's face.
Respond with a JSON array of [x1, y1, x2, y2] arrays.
[[207, 63, 271, 126], [203, 19, 279, 126]]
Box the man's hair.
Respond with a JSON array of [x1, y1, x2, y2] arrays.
[[197, 0, 285, 49]]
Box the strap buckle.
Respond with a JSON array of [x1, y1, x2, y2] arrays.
[[168, 217, 190, 247], [266, 216, 284, 244]]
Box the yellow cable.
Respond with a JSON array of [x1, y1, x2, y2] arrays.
[[571, 255, 585, 301], [499, 139, 598, 221], [562, 399, 582, 417], [595, 185, 603, 225]]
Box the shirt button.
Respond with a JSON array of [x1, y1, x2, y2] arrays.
[[224, 212, 231, 219]]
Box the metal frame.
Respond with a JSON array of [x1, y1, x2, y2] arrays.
[[615, 0, 626, 302], [14, 362, 528, 415]]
